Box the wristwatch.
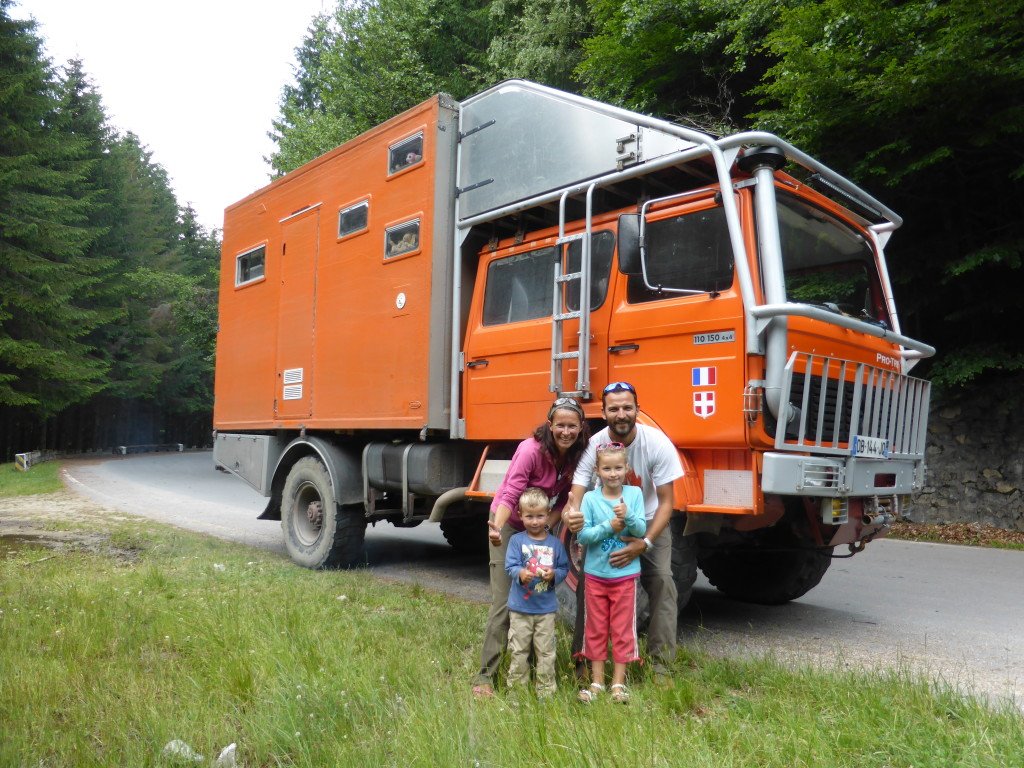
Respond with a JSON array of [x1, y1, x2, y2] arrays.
[[642, 537, 653, 550]]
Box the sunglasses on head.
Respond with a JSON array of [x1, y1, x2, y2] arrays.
[[548, 396, 584, 419], [602, 381, 636, 394], [596, 441, 625, 451]]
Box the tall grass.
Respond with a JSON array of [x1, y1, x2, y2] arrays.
[[0, 460, 64, 496], [1, 510, 1020, 767]]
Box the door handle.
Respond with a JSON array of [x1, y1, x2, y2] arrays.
[[608, 343, 640, 354], [466, 359, 489, 368]]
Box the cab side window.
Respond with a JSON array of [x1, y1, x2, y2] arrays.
[[482, 247, 558, 325], [627, 205, 733, 303], [564, 231, 614, 312]]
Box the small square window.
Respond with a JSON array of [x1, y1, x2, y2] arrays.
[[385, 219, 420, 259], [338, 201, 369, 238], [236, 245, 266, 286], [388, 133, 424, 175]]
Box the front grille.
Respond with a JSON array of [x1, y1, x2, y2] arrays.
[[774, 352, 931, 460]]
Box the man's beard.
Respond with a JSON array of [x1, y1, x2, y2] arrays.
[[610, 419, 635, 437]]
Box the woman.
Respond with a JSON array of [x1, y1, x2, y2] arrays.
[[471, 396, 590, 699]]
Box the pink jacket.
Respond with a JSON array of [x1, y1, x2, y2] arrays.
[[491, 437, 575, 531]]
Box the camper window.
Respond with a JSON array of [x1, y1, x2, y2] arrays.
[[235, 245, 266, 287], [384, 219, 420, 259], [388, 133, 424, 175], [338, 200, 369, 239]]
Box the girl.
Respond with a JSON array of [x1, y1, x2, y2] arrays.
[[576, 442, 646, 703]]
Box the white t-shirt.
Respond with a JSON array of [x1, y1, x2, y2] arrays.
[[572, 424, 684, 520]]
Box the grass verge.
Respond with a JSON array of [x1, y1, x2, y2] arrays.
[[1, 501, 1021, 767], [0, 460, 64, 496], [888, 519, 1024, 550]]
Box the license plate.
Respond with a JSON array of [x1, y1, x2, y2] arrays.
[[852, 435, 889, 459]]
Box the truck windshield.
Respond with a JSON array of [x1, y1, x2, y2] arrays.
[[777, 192, 887, 324]]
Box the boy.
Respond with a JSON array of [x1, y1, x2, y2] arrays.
[[504, 487, 569, 697]]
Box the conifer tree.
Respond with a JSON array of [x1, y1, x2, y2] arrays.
[[0, 1, 107, 415]]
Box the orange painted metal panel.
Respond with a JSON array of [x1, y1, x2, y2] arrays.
[[214, 97, 451, 432]]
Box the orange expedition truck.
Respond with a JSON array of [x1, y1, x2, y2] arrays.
[[213, 80, 934, 606]]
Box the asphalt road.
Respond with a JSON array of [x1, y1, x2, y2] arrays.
[[62, 451, 1024, 710]]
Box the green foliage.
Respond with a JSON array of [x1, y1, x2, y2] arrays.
[[751, 0, 1024, 387], [486, 0, 592, 90], [0, 1, 221, 456], [578, 0, 778, 131], [270, 0, 495, 174], [0, 6, 108, 413]]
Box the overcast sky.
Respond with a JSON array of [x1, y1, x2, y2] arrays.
[[12, 0, 330, 233]]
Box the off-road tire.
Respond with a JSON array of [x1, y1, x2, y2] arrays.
[[696, 508, 832, 605], [439, 513, 489, 556], [669, 514, 698, 611], [281, 456, 366, 569]]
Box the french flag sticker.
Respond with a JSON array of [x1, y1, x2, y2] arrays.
[[691, 366, 717, 386]]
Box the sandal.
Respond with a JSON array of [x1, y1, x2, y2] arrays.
[[472, 684, 495, 700], [610, 683, 630, 704], [577, 683, 605, 703]]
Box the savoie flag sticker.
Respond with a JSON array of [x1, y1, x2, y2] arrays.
[[691, 366, 717, 386]]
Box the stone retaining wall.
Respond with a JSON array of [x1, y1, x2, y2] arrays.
[[907, 373, 1023, 531]]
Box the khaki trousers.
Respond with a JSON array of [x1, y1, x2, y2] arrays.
[[507, 611, 557, 695], [472, 521, 514, 687]]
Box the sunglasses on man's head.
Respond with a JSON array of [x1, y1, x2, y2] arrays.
[[603, 381, 635, 395]]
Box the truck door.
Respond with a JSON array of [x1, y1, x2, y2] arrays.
[[462, 231, 615, 439], [276, 207, 320, 420], [605, 194, 748, 446]]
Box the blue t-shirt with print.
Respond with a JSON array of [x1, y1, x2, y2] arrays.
[[504, 531, 569, 614]]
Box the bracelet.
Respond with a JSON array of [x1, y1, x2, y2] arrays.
[[642, 537, 653, 550]]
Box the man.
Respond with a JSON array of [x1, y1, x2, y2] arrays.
[[563, 381, 683, 682]]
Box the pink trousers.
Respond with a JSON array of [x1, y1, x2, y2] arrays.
[[581, 574, 640, 664]]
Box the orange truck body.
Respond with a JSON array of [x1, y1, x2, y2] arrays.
[[214, 81, 933, 603]]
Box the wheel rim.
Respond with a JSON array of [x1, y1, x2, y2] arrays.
[[292, 480, 324, 546]]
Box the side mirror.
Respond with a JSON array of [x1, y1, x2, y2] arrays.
[[617, 214, 641, 275]]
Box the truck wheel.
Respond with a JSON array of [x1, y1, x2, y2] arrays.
[[554, 524, 584, 628], [281, 456, 366, 569], [670, 514, 698, 611], [439, 514, 488, 555], [696, 505, 832, 605]]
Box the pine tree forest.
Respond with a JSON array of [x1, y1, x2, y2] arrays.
[[1, 1, 219, 459], [3, 0, 1023, 460]]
